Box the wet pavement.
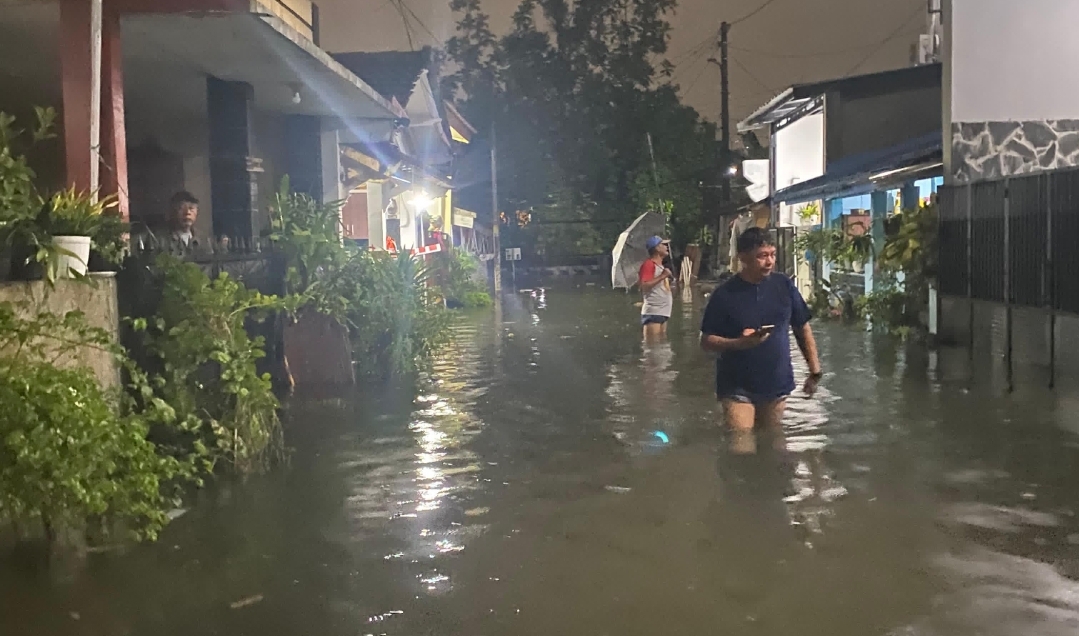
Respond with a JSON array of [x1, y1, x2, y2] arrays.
[[5, 282, 1079, 635]]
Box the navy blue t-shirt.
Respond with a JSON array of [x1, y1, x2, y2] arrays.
[[700, 273, 811, 400]]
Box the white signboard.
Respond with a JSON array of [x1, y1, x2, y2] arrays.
[[453, 209, 475, 229], [505, 248, 522, 261]]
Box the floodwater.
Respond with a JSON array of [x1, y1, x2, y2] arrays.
[[5, 282, 1079, 636]]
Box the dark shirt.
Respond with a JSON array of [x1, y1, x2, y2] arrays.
[[700, 273, 811, 400]]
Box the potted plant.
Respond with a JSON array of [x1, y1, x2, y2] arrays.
[[846, 234, 874, 273], [9, 187, 119, 281]]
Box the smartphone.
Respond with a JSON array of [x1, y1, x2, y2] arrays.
[[757, 325, 776, 335]]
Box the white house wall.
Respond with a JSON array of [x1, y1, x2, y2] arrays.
[[774, 111, 825, 227], [947, 0, 1079, 182]]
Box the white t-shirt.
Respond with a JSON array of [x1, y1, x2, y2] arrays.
[[639, 260, 673, 317]]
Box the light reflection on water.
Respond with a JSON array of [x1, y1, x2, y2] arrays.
[[4, 283, 1079, 636]]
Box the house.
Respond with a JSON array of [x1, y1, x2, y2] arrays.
[[738, 63, 943, 297], [0, 0, 402, 240], [0, 0, 415, 374], [936, 0, 1079, 379], [331, 47, 480, 258]]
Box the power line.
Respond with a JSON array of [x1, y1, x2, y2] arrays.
[[730, 0, 783, 26], [669, 34, 717, 71], [730, 54, 773, 93], [680, 58, 711, 99], [730, 42, 881, 59], [389, 0, 415, 50], [844, 2, 925, 77], [395, 0, 438, 44]]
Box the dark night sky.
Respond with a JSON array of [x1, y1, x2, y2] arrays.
[[320, 0, 929, 126]]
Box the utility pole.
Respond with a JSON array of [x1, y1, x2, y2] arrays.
[[491, 124, 502, 295], [714, 21, 731, 272]]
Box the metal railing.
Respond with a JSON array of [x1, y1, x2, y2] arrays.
[[938, 166, 1079, 388]]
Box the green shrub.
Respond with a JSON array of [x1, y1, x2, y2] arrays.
[[0, 302, 201, 543], [131, 256, 300, 474], [434, 247, 489, 306], [461, 290, 494, 308], [309, 248, 451, 378]]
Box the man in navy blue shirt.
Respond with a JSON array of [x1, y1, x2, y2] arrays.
[[700, 228, 822, 434]]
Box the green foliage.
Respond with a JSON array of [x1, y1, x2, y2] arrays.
[[0, 109, 129, 281], [445, 0, 726, 260], [0, 302, 201, 542], [794, 226, 873, 271], [435, 246, 490, 306], [861, 202, 939, 335], [267, 176, 345, 295], [855, 281, 912, 337], [311, 248, 451, 378], [266, 178, 453, 377], [797, 203, 821, 223], [0, 107, 54, 236], [460, 291, 494, 308], [131, 256, 300, 474]]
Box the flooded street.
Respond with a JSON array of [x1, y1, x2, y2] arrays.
[[5, 283, 1079, 636]]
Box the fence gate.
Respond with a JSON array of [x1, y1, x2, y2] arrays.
[[937, 166, 1079, 389]]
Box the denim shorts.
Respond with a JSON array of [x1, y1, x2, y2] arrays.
[[719, 388, 789, 406], [641, 314, 670, 326]]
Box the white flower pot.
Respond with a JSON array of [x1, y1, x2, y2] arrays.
[[53, 235, 91, 278]]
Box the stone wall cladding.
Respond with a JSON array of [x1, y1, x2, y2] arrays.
[[952, 120, 1079, 182]]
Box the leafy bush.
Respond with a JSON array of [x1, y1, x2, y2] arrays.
[[131, 256, 300, 474], [0, 302, 201, 543], [460, 290, 494, 308], [434, 247, 491, 307], [266, 176, 345, 296], [310, 248, 451, 377], [267, 179, 453, 378]]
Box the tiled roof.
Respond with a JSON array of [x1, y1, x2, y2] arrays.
[[332, 47, 434, 107]]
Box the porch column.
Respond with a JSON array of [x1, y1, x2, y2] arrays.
[[285, 115, 323, 200], [320, 129, 343, 205], [59, 0, 129, 217], [868, 191, 890, 294], [366, 181, 387, 250], [207, 77, 259, 240]]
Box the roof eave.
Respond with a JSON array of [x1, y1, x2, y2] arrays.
[[737, 88, 793, 132]]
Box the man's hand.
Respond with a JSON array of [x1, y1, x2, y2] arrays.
[[661, 268, 674, 280], [738, 327, 771, 350], [803, 371, 823, 397]]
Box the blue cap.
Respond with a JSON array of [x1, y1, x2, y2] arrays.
[[646, 235, 668, 251]]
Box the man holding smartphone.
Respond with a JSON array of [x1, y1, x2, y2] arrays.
[[699, 228, 822, 434]]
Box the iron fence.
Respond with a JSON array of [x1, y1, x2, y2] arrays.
[[939, 166, 1079, 311], [938, 166, 1079, 389], [118, 238, 288, 387]]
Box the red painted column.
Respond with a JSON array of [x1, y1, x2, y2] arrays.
[[59, 0, 129, 219]]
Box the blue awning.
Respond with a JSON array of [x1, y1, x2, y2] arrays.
[[775, 132, 943, 205]]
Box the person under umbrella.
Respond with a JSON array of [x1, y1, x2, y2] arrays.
[[639, 235, 675, 339]]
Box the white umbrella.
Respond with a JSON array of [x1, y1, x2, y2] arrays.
[[611, 211, 666, 289]]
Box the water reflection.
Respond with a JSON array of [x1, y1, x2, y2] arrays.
[[6, 283, 1079, 636]]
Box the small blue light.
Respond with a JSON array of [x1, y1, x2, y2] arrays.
[[652, 431, 670, 444]]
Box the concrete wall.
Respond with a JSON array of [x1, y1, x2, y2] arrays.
[[0, 277, 120, 389], [938, 295, 1079, 387], [826, 84, 942, 165], [946, 0, 1079, 183]]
